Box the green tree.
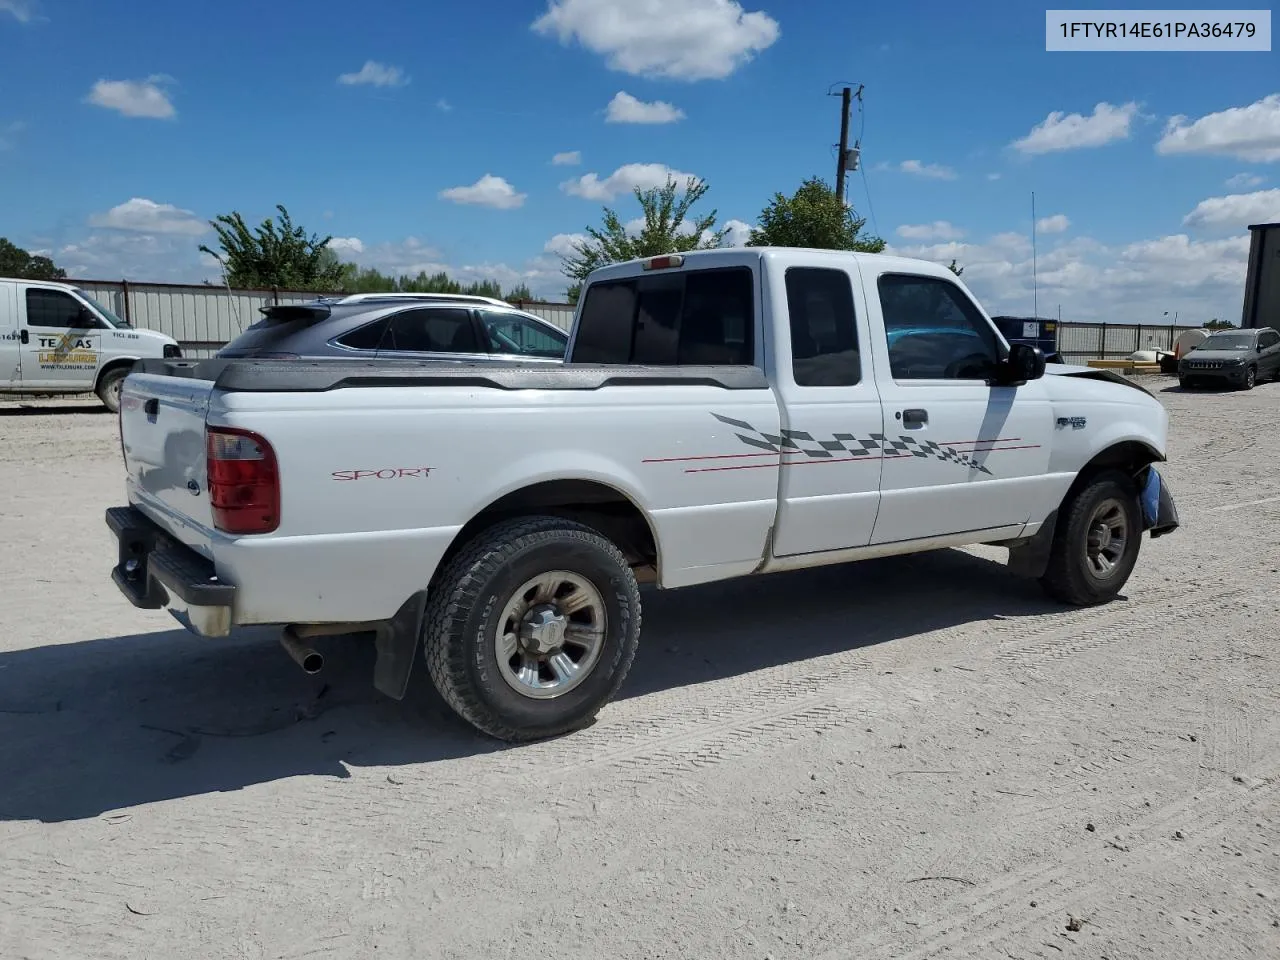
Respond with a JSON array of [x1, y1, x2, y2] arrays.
[[199, 205, 345, 290], [746, 176, 885, 253], [505, 282, 534, 303], [560, 176, 727, 301], [0, 237, 67, 280], [1204, 317, 1234, 329], [331, 263, 526, 301]]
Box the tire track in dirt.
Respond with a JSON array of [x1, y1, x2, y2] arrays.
[[826, 754, 1280, 960]]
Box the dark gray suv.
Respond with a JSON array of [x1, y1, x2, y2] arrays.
[[216, 293, 568, 363], [1178, 327, 1280, 390]]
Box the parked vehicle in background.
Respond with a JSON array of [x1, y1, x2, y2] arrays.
[[990, 315, 1062, 363], [215, 293, 569, 362], [0, 277, 181, 412], [1178, 327, 1280, 390], [106, 248, 1179, 743]]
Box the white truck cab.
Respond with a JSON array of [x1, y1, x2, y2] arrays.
[[0, 277, 181, 411]]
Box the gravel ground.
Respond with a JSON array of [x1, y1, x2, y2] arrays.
[[1, 381, 1278, 960]]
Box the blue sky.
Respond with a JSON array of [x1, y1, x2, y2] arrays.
[[1, 0, 1277, 322]]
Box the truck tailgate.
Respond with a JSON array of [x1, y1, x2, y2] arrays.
[[119, 372, 217, 555]]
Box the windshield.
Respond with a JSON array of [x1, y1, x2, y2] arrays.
[[1199, 333, 1252, 350], [74, 289, 131, 328]]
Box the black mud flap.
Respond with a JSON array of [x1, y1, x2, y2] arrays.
[[1006, 509, 1058, 579], [371, 590, 428, 700]]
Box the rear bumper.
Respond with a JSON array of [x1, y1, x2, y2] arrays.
[[106, 505, 236, 637]]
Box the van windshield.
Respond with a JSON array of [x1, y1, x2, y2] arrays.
[[74, 289, 131, 328]]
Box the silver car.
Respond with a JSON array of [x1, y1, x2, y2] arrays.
[[216, 293, 568, 363]]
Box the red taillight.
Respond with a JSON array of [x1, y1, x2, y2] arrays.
[[206, 426, 280, 535]]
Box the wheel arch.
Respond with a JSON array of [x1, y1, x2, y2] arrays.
[[94, 356, 139, 392], [431, 478, 662, 594]]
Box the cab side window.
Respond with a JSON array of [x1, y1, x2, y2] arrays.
[[877, 274, 1001, 381], [26, 290, 94, 329], [785, 267, 860, 386]]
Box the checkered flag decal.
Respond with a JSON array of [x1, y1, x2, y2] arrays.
[[712, 413, 993, 474]]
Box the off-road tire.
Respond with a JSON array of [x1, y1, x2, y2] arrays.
[[423, 515, 641, 742], [96, 367, 128, 413], [1039, 469, 1143, 607]]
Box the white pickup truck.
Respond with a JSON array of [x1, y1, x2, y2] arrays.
[[106, 248, 1179, 741]]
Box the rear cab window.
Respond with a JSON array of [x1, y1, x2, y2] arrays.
[[572, 266, 755, 365]]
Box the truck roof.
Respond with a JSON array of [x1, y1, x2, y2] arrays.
[[583, 246, 967, 285]]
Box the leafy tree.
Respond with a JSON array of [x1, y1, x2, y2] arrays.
[[1204, 317, 1234, 329], [200, 204, 345, 290], [0, 237, 66, 280], [746, 176, 885, 253], [560, 176, 727, 301], [947, 259, 964, 277], [332, 263, 527, 301], [505, 282, 534, 303]]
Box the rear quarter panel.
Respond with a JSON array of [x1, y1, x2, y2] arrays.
[[211, 382, 783, 623]]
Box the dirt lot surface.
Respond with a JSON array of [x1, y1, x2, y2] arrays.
[[2, 382, 1278, 960]]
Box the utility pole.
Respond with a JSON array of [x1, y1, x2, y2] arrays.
[[835, 85, 852, 202], [1031, 191, 1038, 319]]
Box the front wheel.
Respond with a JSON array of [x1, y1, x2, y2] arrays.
[[1241, 366, 1256, 390], [1039, 470, 1143, 606], [422, 516, 642, 742], [96, 367, 127, 413]]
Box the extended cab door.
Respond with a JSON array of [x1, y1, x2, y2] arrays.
[[863, 267, 1053, 545], [0, 282, 20, 386], [768, 259, 885, 556], [18, 286, 106, 389]]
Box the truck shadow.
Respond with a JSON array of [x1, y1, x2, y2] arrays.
[[0, 403, 107, 416], [0, 548, 1066, 823]]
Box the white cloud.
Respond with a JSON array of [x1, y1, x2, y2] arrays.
[[1157, 94, 1280, 163], [439, 174, 527, 210], [1012, 101, 1138, 155], [337, 61, 410, 88], [1182, 188, 1280, 230], [624, 217, 646, 236], [436, 98, 452, 112], [552, 150, 581, 166], [345, 238, 570, 299], [55, 233, 204, 282], [328, 236, 365, 256], [896, 221, 965, 241], [0, 1, 34, 23], [897, 159, 958, 180], [561, 162, 701, 200], [885, 228, 1248, 325], [1226, 172, 1265, 189], [1036, 214, 1070, 234], [85, 76, 176, 119], [531, 0, 780, 81], [722, 218, 754, 246], [606, 91, 686, 124], [88, 198, 207, 236], [544, 233, 589, 257], [987, 172, 1002, 181]]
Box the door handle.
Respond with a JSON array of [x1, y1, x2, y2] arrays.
[[901, 408, 928, 428], [19, 329, 28, 345]]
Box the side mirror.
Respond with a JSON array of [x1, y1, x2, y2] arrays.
[[998, 342, 1046, 385]]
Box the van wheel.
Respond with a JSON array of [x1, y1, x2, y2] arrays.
[[1039, 470, 1143, 606], [96, 367, 128, 413], [422, 516, 641, 742]]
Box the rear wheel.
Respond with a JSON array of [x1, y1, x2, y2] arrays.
[[422, 516, 641, 742], [96, 367, 128, 413], [1039, 470, 1143, 606]]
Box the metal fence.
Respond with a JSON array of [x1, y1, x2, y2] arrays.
[[70, 278, 1201, 364], [1056, 322, 1201, 365], [70, 279, 577, 359]]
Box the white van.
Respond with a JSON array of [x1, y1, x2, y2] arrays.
[[0, 277, 181, 411]]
